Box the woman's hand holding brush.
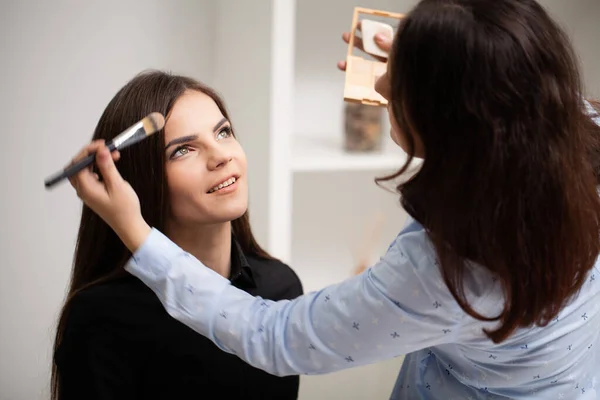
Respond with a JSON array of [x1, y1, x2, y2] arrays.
[[69, 140, 150, 253]]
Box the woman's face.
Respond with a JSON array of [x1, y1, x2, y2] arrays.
[[164, 90, 248, 226], [375, 68, 425, 158]]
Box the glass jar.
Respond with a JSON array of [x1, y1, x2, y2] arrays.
[[343, 102, 383, 152]]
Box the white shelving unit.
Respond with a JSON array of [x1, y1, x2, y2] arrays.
[[291, 134, 409, 172], [213, 0, 419, 398]]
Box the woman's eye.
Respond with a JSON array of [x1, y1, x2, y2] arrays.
[[216, 126, 232, 141], [170, 146, 190, 159]]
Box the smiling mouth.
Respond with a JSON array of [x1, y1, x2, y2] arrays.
[[208, 177, 237, 193]]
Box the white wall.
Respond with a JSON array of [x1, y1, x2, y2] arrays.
[[0, 1, 216, 399], [540, 0, 600, 97], [211, 1, 274, 251]]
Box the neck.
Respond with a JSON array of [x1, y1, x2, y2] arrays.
[[165, 220, 232, 278]]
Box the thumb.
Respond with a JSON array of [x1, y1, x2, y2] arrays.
[[374, 32, 393, 52], [96, 146, 123, 192]]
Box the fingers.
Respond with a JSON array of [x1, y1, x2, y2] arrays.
[[342, 31, 365, 52], [67, 140, 120, 166], [94, 146, 123, 193], [68, 140, 122, 206], [68, 140, 105, 167], [68, 140, 105, 191], [374, 31, 393, 53], [340, 23, 393, 66], [342, 20, 363, 43], [339, 27, 365, 71]]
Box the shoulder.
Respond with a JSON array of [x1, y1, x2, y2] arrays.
[[378, 216, 445, 295], [246, 254, 304, 298], [381, 215, 497, 306], [71, 276, 147, 307], [385, 214, 435, 270], [54, 278, 156, 371], [56, 277, 164, 364], [64, 276, 160, 332]]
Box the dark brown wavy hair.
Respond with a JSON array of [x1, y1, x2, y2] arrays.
[[50, 70, 274, 399], [378, 0, 600, 343]]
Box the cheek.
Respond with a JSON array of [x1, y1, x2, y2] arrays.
[[166, 165, 206, 212], [167, 165, 191, 191], [375, 73, 390, 100], [388, 108, 425, 157], [388, 108, 404, 144], [231, 142, 248, 173]]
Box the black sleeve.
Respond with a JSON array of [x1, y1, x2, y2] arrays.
[[279, 263, 304, 300], [54, 295, 139, 400], [286, 268, 304, 298]]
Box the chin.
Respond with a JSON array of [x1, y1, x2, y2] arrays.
[[171, 198, 249, 226], [390, 130, 412, 155], [211, 202, 248, 223], [390, 129, 401, 145], [225, 208, 248, 222]]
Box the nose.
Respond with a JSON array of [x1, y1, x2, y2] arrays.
[[207, 145, 232, 171], [375, 70, 390, 101]]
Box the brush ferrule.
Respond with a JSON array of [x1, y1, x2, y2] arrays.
[[112, 121, 143, 149]]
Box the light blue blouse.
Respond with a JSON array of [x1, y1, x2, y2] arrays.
[[125, 213, 600, 399], [124, 101, 600, 399]]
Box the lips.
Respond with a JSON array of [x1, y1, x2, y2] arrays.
[[207, 176, 238, 193]]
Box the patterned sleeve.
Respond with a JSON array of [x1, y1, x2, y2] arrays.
[[125, 222, 465, 377]]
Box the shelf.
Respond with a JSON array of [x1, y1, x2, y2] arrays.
[[291, 134, 413, 172]]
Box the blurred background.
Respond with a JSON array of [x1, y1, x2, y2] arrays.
[[1, 0, 598, 399]]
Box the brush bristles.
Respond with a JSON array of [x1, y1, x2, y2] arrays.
[[142, 112, 165, 136]]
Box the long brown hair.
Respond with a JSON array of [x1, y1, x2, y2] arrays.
[[378, 0, 600, 343], [51, 70, 273, 399]]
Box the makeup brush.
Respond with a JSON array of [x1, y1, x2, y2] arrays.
[[44, 112, 165, 189]]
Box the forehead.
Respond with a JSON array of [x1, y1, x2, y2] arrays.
[[164, 90, 224, 142]]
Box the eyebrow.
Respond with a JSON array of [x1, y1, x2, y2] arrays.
[[212, 117, 228, 132], [164, 134, 198, 150], [164, 117, 229, 150]]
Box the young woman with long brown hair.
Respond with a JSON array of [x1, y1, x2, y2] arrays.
[[67, 0, 600, 398], [51, 70, 303, 400]]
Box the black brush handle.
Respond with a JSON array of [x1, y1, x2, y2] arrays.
[[44, 142, 117, 188]]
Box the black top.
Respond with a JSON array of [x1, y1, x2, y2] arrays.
[[55, 238, 303, 400]]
